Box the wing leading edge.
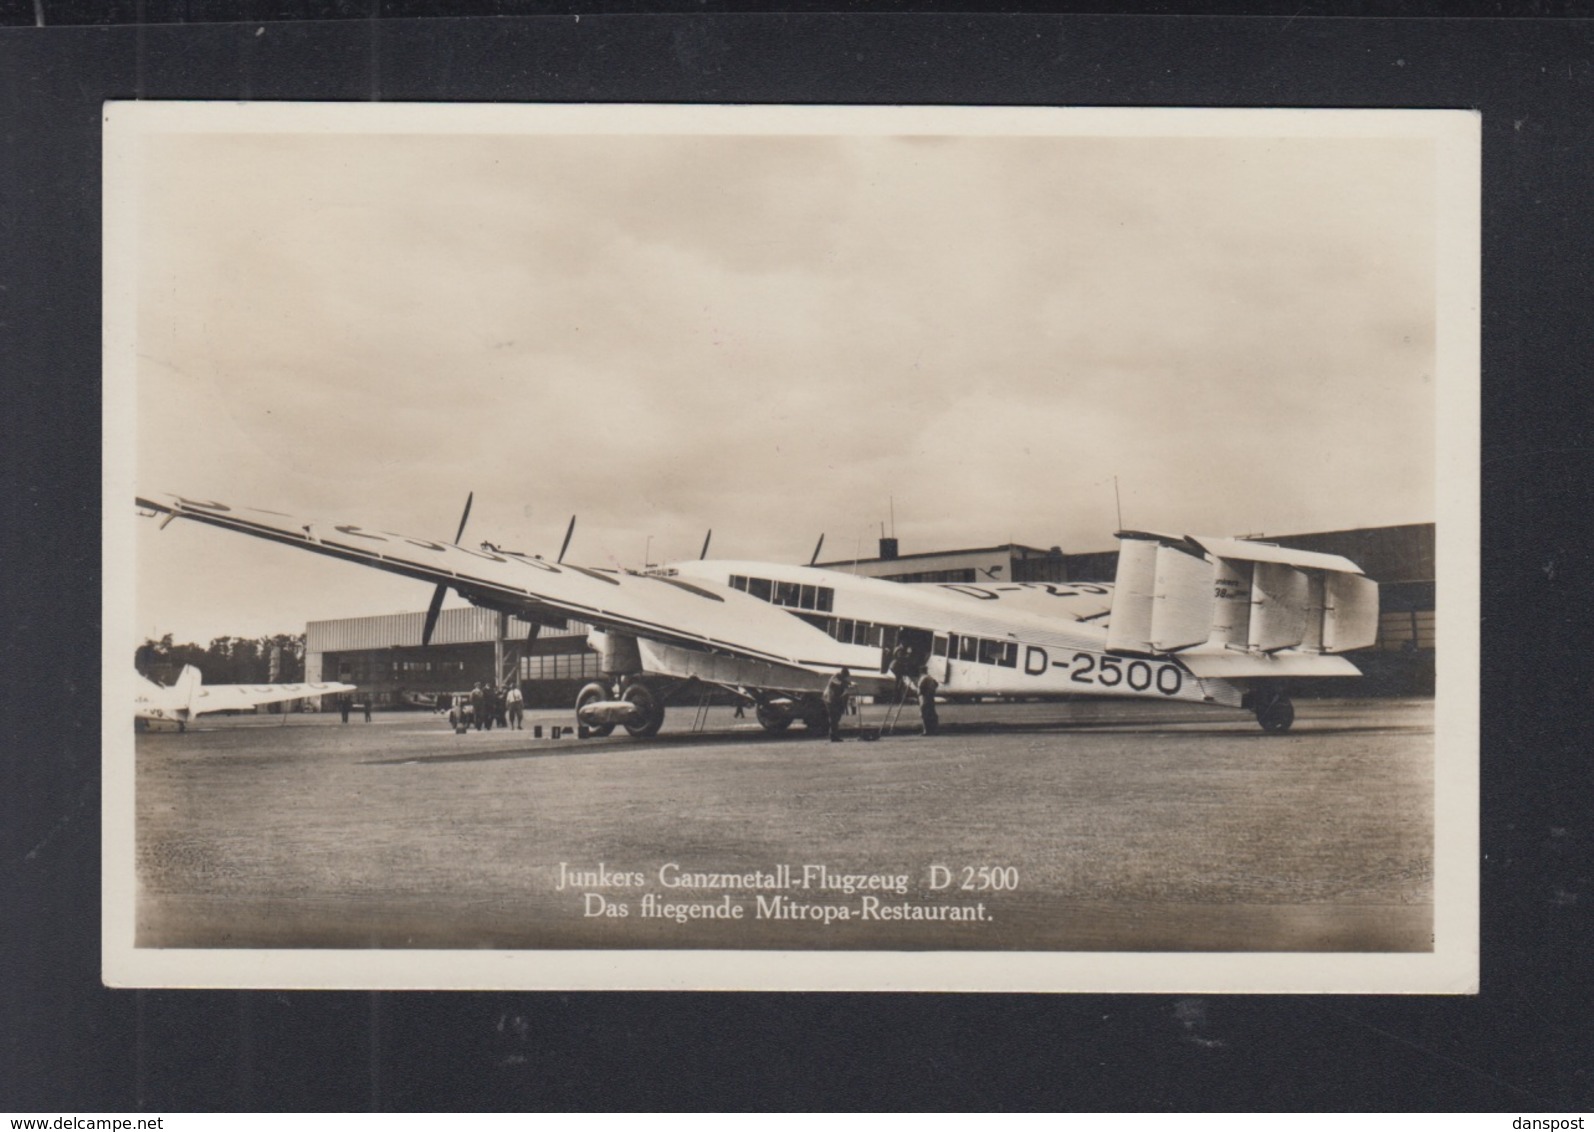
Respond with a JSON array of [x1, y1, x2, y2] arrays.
[[137, 494, 872, 676]]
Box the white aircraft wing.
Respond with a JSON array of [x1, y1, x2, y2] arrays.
[[137, 494, 873, 675], [905, 580, 1116, 625], [189, 680, 357, 716]]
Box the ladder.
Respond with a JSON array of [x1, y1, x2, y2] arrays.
[[689, 690, 713, 734], [877, 680, 912, 738]]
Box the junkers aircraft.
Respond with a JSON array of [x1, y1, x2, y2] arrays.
[[136, 494, 1379, 738], [135, 663, 355, 732]]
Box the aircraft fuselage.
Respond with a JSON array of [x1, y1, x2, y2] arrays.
[[661, 560, 1243, 708]]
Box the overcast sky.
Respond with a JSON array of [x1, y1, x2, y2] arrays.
[[124, 109, 1443, 644]]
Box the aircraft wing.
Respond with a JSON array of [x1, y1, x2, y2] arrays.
[[189, 680, 357, 716], [137, 494, 872, 675]]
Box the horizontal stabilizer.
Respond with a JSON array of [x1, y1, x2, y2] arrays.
[[1189, 536, 1364, 575], [1177, 649, 1363, 679]]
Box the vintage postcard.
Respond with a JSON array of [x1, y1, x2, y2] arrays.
[[103, 102, 1478, 991]]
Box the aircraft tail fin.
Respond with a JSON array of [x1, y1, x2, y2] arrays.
[[1105, 531, 1379, 663], [172, 664, 204, 715]]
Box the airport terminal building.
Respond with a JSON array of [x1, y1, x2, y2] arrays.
[[306, 523, 1435, 707]]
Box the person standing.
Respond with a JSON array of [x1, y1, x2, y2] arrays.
[[823, 667, 853, 742], [506, 683, 524, 730], [888, 643, 911, 696], [917, 670, 940, 736], [469, 682, 485, 732], [338, 695, 351, 725]]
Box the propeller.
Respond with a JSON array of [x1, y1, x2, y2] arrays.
[[557, 514, 577, 564], [809, 533, 825, 567], [530, 511, 574, 646], [421, 492, 473, 648], [699, 529, 713, 560]]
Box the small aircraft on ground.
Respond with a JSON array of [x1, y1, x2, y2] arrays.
[[134, 662, 356, 731], [136, 494, 1379, 737]]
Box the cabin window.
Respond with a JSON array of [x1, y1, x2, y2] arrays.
[[816, 587, 834, 612], [729, 575, 748, 592], [979, 638, 1002, 665], [999, 642, 1019, 668], [776, 580, 800, 607], [959, 636, 978, 662], [799, 584, 816, 610], [748, 577, 772, 602], [933, 635, 949, 658]]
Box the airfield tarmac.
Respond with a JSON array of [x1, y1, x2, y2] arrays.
[[132, 697, 1433, 953]]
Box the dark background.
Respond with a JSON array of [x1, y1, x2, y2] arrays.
[[3, 2, 1591, 1111]]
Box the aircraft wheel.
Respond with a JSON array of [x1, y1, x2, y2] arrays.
[[622, 683, 664, 738], [575, 682, 615, 737], [755, 704, 792, 733], [1256, 693, 1295, 734]]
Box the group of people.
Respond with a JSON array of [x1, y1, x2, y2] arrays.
[[336, 695, 372, 724], [442, 682, 526, 732], [821, 644, 940, 742]]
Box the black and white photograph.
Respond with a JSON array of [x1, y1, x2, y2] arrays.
[[103, 102, 1477, 992]]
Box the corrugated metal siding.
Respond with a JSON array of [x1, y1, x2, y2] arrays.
[[307, 608, 588, 651], [830, 549, 1012, 579], [1267, 525, 1435, 584]]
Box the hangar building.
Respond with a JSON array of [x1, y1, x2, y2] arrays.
[[305, 523, 1434, 707]]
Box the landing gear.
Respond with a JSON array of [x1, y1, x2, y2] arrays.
[[755, 703, 792, 733], [1254, 691, 1295, 734], [798, 701, 830, 737], [622, 682, 665, 738], [575, 682, 615, 737], [754, 699, 826, 737]]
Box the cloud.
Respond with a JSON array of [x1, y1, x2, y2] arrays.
[[130, 124, 1441, 640]]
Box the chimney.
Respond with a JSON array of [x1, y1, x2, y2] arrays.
[[878, 537, 899, 561]]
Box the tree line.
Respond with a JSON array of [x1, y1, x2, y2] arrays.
[[136, 633, 307, 685]]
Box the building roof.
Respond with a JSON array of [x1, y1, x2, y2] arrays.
[[815, 542, 1060, 569]]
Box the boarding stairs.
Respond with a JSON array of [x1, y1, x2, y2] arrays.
[[875, 680, 912, 738]]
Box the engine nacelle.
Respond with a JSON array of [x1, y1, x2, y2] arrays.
[[587, 630, 643, 675]]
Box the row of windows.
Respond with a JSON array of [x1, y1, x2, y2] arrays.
[[330, 656, 471, 682], [729, 574, 836, 612], [816, 616, 890, 648], [935, 634, 1019, 668], [793, 614, 1020, 670], [390, 659, 464, 674], [519, 653, 605, 681]]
